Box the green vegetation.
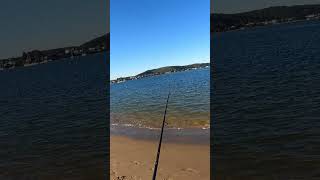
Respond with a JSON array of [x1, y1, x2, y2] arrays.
[[138, 63, 210, 77]]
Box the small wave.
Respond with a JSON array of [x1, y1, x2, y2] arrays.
[[144, 126, 160, 130], [166, 127, 184, 130], [123, 123, 134, 127], [111, 122, 210, 131]]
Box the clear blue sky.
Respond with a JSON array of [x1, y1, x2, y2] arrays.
[[0, 0, 108, 59], [212, 0, 320, 13], [110, 0, 210, 79]]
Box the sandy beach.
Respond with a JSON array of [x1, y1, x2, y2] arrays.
[[110, 135, 210, 180]]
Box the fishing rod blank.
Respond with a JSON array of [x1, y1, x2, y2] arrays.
[[152, 92, 170, 180]]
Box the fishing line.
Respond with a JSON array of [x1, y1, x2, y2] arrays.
[[152, 78, 174, 180]]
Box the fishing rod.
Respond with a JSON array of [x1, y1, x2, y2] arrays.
[[152, 91, 170, 180]]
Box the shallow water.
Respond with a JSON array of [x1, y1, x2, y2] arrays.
[[111, 68, 210, 129], [212, 20, 320, 179], [0, 53, 108, 180]]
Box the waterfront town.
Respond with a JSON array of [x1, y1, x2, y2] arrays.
[[0, 34, 109, 70], [214, 13, 320, 32]]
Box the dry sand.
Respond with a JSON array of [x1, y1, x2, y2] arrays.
[[110, 135, 210, 180]]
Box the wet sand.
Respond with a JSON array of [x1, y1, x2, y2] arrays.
[[110, 135, 210, 180]]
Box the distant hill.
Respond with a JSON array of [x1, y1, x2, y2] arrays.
[[137, 63, 210, 77], [81, 33, 109, 50], [111, 63, 210, 83], [0, 33, 110, 69], [211, 4, 320, 32]]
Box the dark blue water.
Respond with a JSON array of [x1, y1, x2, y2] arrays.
[[0, 53, 108, 180], [212, 20, 320, 180]]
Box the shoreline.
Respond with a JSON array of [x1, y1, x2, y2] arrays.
[[111, 125, 210, 145], [110, 65, 210, 84], [0, 51, 108, 71], [212, 18, 318, 34], [110, 135, 210, 180]]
